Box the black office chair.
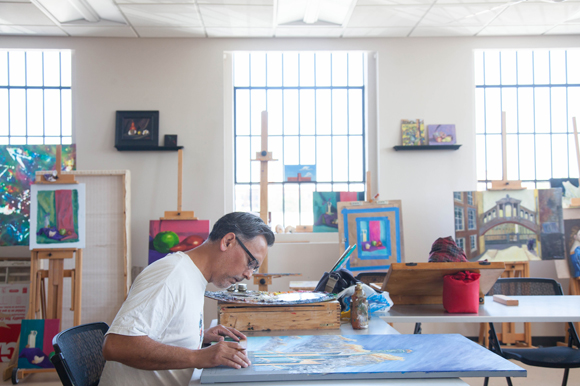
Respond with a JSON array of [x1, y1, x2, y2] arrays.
[[484, 278, 580, 386], [51, 322, 109, 386]]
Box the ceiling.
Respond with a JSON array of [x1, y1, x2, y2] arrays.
[[1, 0, 580, 39]]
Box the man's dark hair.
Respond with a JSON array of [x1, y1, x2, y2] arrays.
[[209, 212, 275, 246]]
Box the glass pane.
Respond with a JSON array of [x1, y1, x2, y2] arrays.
[[267, 89, 283, 135], [501, 88, 517, 133], [44, 89, 60, 136], [534, 50, 549, 84], [27, 137, 43, 145], [299, 52, 314, 87], [284, 184, 300, 227], [0, 137, 7, 145], [26, 51, 43, 87], [551, 87, 566, 133], [301, 184, 315, 225], [250, 89, 266, 136], [284, 136, 299, 165], [332, 52, 347, 87], [316, 136, 332, 182], [349, 89, 363, 135], [27, 89, 43, 136], [333, 183, 348, 191], [484, 50, 500, 85], [9, 89, 26, 136], [534, 87, 550, 133], [550, 50, 566, 84], [235, 89, 250, 135], [535, 134, 551, 180], [43, 51, 60, 87], [234, 52, 249, 87], [61, 89, 71, 136], [517, 50, 533, 85], [518, 88, 534, 133], [267, 52, 282, 87], [9, 51, 25, 86], [348, 52, 364, 87], [250, 52, 266, 87], [284, 89, 299, 135], [0, 51, 7, 86], [0, 90, 8, 136], [316, 89, 331, 135], [476, 134, 486, 180], [569, 87, 580, 132], [474, 51, 484, 86], [300, 136, 315, 165], [350, 183, 364, 192], [475, 88, 485, 134], [10, 137, 26, 145], [268, 184, 284, 228], [250, 136, 261, 183], [552, 134, 568, 179], [283, 52, 298, 87], [44, 137, 61, 145], [485, 88, 501, 134], [568, 50, 580, 84], [332, 89, 347, 135], [250, 184, 260, 213], [268, 136, 284, 182], [569, 134, 579, 178], [235, 185, 251, 212], [333, 136, 348, 181], [315, 52, 331, 87], [519, 134, 535, 180], [317, 183, 332, 192], [61, 136, 71, 145], [506, 134, 519, 181], [300, 89, 315, 135], [500, 51, 516, 85], [236, 136, 251, 182], [486, 134, 502, 180], [349, 136, 363, 182], [60, 50, 71, 87]]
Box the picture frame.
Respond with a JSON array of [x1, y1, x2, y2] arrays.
[[427, 124, 456, 145], [115, 111, 159, 148]]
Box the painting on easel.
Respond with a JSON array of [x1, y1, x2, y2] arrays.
[[17, 319, 59, 369], [149, 220, 210, 265], [337, 201, 404, 272], [0, 145, 76, 246], [453, 189, 565, 262], [29, 183, 86, 249], [564, 219, 580, 278], [313, 192, 364, 232]]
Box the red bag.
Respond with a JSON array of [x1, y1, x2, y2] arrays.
[[442, 271, 481, 313]]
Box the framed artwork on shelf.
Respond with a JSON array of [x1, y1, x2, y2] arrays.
[[401, 119, 426, 146], [428, 124, 456, 145], [115, 110, 159, 149]]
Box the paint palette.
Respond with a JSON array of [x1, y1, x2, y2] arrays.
[[204, 290, 338, 305]]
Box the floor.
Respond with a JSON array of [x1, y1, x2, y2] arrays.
[[1, 362, 580, 385]]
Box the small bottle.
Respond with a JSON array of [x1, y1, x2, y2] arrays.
[[350, 283, 369, 330]]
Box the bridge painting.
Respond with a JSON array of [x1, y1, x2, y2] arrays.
[[479, 194, 539, 235]]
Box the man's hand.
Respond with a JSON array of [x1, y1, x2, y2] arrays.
[[204, 325, 247, 344], [195, 341, 251, 369]]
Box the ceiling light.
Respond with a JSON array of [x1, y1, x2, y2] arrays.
[[66, 0, 99, 23], [303, 0, 320, 24]]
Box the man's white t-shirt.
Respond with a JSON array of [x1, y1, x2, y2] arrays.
[[100, 252, 208, 386]]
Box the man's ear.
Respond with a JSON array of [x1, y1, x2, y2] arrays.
[[220, 232, 236, 251]]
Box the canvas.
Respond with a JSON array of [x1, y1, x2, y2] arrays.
[[200, 334, 524, 384], [564, 218, 580, 278], [337, 201, 404, 272], [284, 165, 316, 182], [453, 189, 565, 262], [17, 319, 59, 369], [313, 192, 365, 232], [427, 124, 456, 145], [149, 219, 210, 265], [401, 119, 425, 146], [29, 183, 86, 250], [0, 145, 76, 246]]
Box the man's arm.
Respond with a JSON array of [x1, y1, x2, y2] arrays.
[[102, 333, 251, 370]]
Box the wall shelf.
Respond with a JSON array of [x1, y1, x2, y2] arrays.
[[115, 146, 183, 151], [394, 145, 461, 151]]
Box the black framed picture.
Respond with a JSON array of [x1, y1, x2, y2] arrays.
[[115, 111, 159, 148]]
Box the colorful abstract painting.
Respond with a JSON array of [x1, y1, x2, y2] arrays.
[[337, 201, 404, 272], [427, 124, 456, 145], [149, 220, 210, 265], [17, 319, 59, 369], [401, 119, 425, 146], [200, 334, 524, 383], [313, 192, 365, 232], [453, 189, 565, 262], [284, 165, 316, 182], [29, 183, 86, 249], [0, 145, 76, 246]]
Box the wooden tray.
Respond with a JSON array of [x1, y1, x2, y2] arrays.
[[381, 262, 506, 305]]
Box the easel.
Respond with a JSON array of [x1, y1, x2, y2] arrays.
[[159, 148, 197, 220], [5, 145, 83, 384]]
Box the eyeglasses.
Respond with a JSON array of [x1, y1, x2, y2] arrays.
[[237, 236, 260, 274]]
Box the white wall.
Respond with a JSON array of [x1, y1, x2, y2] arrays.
[[1, 35, 579, 336]]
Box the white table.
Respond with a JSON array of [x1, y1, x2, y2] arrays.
[[380, 295, 580, 324]]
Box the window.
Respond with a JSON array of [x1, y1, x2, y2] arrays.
[[468, 208, 477, 230], [467, 192, 473, 205], [470, 234, 477, 252], [455, 206, 464, 231], [454, 192, 462, 201], [232, 52, 367, 227], [0, 50, 72, 145], [475, 49, 580, 189], [456, 237, 465, 251]]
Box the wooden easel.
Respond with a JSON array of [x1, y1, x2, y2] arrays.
[[160, 149, 197, 220], [5, 145, 83, 384], [490, 112, 523, 191]]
